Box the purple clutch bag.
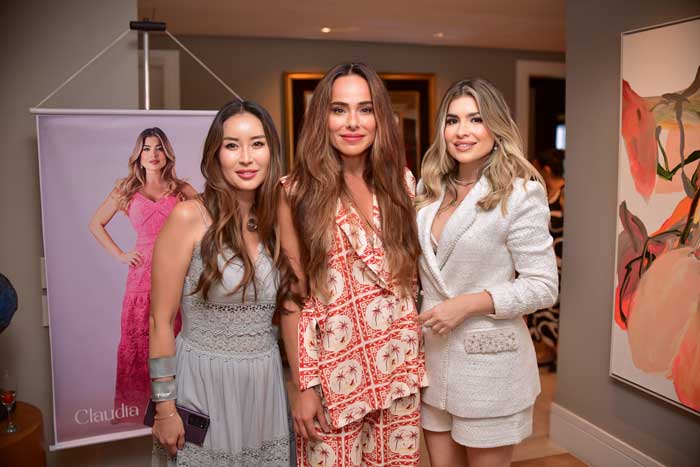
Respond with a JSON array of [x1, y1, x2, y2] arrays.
[[144, 400, 210, 446]]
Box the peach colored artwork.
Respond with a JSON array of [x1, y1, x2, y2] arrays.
[[611, 16, 700, 415]]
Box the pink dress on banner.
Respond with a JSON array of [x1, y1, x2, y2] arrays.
[[114, 192, 182, 421]]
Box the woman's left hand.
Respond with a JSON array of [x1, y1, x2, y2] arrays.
[[417, 298, 470, 335]]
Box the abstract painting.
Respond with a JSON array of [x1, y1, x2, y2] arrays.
[[610, 16, 700, 415]]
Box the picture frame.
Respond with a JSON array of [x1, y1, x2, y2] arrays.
[[609, 15, 700, 416], [283, 72, 436, 176]]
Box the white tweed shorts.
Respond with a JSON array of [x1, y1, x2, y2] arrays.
[[421, 403, 533, 448]]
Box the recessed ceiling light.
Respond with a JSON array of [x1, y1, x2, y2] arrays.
[[321, 27, 331, 33], [433, 32, 444, 38]]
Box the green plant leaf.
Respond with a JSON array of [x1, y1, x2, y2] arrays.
[[656, 150, 700, 181]]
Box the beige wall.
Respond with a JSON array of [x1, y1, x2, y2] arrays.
[[558, 1, 700, 466], [0, 0, 154, 465], [150, 34, 564, 136]]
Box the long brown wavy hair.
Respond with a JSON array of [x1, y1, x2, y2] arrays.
[[193, 100, 296, 308], [115, 127, 186, 211], [417, 78, 543, 214], [287, 63, 420, 298]]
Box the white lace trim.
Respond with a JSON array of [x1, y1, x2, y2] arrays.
[[182, 298, 277, 353], [154, 435, 291, 467]]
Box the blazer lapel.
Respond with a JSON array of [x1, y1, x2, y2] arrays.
[[335, 194, 389, 289], [418, 190, 452, 298], [436, 176, 488, 269]]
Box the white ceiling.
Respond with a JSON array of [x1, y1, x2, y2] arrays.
[[137, 0, 565, 52]]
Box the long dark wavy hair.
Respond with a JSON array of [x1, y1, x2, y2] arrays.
[[193, 100, 296, 308], [287, 63, 420, 298]]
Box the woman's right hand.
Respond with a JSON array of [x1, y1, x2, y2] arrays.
[[152, 408, 185, 456], [291, 386, 330, 442], [119, 250, 143, 267]]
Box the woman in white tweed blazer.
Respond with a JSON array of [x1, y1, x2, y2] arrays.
[[415, 78, 558, 467]]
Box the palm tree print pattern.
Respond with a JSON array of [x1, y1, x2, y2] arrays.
[[376, 339, 406, 374], [400, 329, 419, 361], [329, 359, 363, 395], [352, 259, 376, 286], [389, 427, 420, 455], [323, 315, 354, 352], [364, 296, 395, 330], [322, 268, 344, 305], [295, 390, 420, 466], [306, 442, 336, 467], [290, 169, 426, 435]]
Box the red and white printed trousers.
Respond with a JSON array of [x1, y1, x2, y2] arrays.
[[297, 393, 421, 467]]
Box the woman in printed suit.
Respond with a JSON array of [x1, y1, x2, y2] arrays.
[[415, 78, 558, 467], [278, 62, 426, 467]]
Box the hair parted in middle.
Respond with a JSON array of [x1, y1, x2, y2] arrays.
[[193, 99, 296, 308], [114, 127, 186, 212], [287, 62, 420, 298], [417, 78, 543, 213]]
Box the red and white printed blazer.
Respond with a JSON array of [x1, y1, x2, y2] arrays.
[[283, 170, 427, 429]]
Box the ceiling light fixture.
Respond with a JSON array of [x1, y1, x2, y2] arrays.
[[321, 27, 331, 33], [433, 32, 444, 38]]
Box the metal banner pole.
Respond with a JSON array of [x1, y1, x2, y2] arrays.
[[143, 30, 150, 110], [129, 21, 166, 110]]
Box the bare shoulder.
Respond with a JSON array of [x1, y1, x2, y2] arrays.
[[169, 199, 207, 226]]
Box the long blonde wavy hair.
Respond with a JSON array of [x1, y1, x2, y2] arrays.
[[287, 63, 420, 298], [193, 100, 297, 307], [417, 78, 543, 213], [115, 127, 185, 211]]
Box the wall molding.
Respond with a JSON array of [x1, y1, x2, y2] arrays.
[[514, 60, 565, 157], [550, 403, 665, 467]]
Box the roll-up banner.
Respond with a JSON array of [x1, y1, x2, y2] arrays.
[[34, 110, 216, 449]]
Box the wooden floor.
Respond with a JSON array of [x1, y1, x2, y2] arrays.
[[513, 453, 586, 466]]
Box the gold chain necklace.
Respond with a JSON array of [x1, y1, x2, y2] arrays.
[[449, 174, 478, 186]]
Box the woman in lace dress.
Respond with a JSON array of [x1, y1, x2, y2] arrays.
[[149, 100, 294, 466], [89, 128, 195, 422], [415, 79, 558, 467]]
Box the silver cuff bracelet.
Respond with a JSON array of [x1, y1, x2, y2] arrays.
[[149, 356, 177, 379], [151, 379, 177, 401]]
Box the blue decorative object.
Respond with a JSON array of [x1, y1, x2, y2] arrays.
[[0, 273, 18, 334]]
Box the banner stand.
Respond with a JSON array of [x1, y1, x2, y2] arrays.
[[31, 19, 241, 451]]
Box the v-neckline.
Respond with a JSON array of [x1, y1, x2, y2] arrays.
[[136, 190, 169, 204], [343, 191, 379, 238], [429, 184, 475, 247]]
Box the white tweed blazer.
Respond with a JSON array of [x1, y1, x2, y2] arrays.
[[417, 176, 558, 418]]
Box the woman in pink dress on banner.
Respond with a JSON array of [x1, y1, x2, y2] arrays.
[[89, 128, 197, 422]]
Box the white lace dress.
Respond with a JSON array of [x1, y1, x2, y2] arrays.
[[152, 244, 292, 466]]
